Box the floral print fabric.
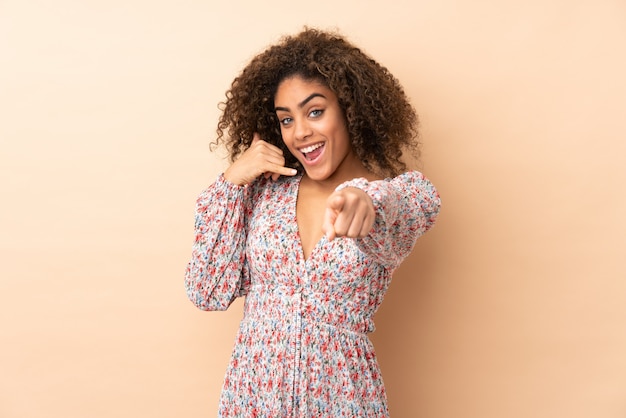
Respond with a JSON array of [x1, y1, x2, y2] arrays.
[[185, 171, 440, 417]]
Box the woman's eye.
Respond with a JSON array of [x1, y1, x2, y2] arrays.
[[309, 109, 323, 118], [280, 117, 293, 126]]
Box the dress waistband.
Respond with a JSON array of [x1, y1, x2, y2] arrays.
[[243, 285, 374, 334]]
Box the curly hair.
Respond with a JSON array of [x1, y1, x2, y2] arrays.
[[214, 27, 420, 178]]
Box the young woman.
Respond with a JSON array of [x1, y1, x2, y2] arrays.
[[185, 28, 441, 417]]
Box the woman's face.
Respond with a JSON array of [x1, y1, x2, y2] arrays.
[[274, 76, 361, 183]]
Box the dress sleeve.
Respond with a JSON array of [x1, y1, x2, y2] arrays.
[[184, 174, 251, 311], [336, 170, 441, 268]]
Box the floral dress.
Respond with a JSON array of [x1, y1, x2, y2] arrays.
[[185, 171, 440, 417]]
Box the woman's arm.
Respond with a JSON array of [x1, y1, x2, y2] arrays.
[[184, 174, 251, 311], [336, 171, 441, 268], [185, 133, 298, 310]]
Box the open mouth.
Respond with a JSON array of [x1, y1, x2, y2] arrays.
[[299, 142, 325, 162]]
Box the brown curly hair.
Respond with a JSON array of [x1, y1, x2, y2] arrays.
[[214, 27, 420, 178]]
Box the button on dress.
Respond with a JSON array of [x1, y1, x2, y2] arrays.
[[185, 171, 440, 417]]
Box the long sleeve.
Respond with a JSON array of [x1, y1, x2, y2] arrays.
[[337, 170, 441, 268], [184, 174, 251, 311]]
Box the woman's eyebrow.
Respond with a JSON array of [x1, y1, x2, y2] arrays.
[[275, 93, 326, 112]]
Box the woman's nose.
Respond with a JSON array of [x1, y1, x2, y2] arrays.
[[294, 118, 313, 141]]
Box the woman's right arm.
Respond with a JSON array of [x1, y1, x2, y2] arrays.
[[184, 174, 250, 311], [185, 135, 297, 310]]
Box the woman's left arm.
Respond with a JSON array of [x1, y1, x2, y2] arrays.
[[337, 171, 441, 268]]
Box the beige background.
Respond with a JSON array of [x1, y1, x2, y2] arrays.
[[1, 0, 625, 417]]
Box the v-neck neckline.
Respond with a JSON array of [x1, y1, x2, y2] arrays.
[[293, 174, 326, 264]]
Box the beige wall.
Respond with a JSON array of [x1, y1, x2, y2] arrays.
[[1, 1, 625, 417]]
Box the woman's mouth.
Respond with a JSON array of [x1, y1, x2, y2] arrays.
[[300, 142, 325, 162]]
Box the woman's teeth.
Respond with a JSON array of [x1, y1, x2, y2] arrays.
[[300, 143, 325, 161], [300, 143, 324, 154]]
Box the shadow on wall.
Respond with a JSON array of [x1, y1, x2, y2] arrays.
[[370, 234, 443, 417]]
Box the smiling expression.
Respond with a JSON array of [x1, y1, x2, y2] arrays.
[[274, 76, 366, 184]]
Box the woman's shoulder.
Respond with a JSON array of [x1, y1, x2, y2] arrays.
[[387, 169, 429, 182], [339, 170, 433, 190], [390, 170, 439, 199]]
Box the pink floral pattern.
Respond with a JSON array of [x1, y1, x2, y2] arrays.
[[185, 171, 440, 417]]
